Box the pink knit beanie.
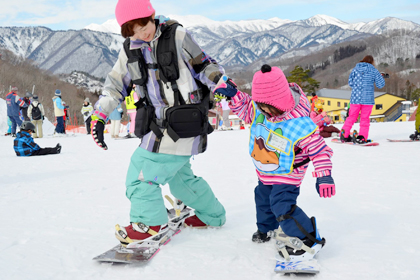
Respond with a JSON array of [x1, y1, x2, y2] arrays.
[[115, 0, 155, 27], [252, 64, 294, 112]]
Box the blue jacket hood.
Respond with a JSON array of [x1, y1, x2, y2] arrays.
[[354, 62, 375, 74]]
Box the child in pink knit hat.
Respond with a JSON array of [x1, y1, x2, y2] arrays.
[[223, 64, 336, 271]]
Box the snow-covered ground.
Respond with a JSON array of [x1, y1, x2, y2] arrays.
[[1, 118, 419, 279]]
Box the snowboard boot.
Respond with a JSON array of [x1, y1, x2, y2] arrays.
[[12, 133, 17, 137], [184, 215, 222, 229], [184, 215, 209, 229], [409, 131, 420, 141], [340, 129, 352, 142], [354, 135, 372, 144], [115, 222, 169, 248], [252, 230, 271, 243], [56, 143, 62, 154], [274, 217, 326, 262]]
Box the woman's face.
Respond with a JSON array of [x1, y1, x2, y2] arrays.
[[132, 20, 156, 42]]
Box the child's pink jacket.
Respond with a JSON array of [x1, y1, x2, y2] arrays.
[[229, 85, 333, 186]]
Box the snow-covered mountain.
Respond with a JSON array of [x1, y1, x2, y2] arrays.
[[1, 14, 419, 79], [302, 14, 350, 29], [85, 14, 420, 36], [80, 14, 420, 68], [0, 26, 124, 78]]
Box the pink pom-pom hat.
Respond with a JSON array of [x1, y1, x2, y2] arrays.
[[252, 65, 295, 112]]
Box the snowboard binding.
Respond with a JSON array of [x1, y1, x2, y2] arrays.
[[274, 217, 325, 262], [352, 130, 372, 144], [409, 129, 420, 141], [340, 129, 352, 143], [115, 223, 171, 249]]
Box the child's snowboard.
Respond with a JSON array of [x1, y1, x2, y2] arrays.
[[93, 197, 191, 264]]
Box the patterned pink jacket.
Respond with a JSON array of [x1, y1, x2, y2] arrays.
[[229, 84, 333, 186]]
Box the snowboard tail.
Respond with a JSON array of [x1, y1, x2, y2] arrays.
[[93, 244, 160, 263]]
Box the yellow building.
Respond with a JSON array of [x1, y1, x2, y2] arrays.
[[313, 88, 410, 123]]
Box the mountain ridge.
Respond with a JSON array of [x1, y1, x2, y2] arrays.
[[1, 14, 419, 79]]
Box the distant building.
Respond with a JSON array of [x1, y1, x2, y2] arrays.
[[314, 88, 411, 123]]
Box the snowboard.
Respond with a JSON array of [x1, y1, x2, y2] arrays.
[[387, 139, 419, 142], [93, 203, 191, 264], [275, 259, 320, 274], [331, 138, 379, 146]]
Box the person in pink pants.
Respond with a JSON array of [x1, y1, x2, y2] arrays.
[[341, 55, 385, 143], [342, 104, 374, 140]]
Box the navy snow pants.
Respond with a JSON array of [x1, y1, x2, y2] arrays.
[[55, 116, 65, 133], [9, 115, 22, 134], [254, 181, 314, 239]]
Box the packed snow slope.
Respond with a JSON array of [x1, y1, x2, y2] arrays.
[[0, 121, 419, 280]]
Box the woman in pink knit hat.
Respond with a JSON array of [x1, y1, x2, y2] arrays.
[[224, 64, 336, 271], [89, 0, 228, 249]]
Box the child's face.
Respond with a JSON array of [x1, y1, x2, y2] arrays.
[[132, 20, 156, 42], [259, 104, 283, 117]]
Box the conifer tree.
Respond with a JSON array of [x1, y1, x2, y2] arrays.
[[287, 65, 320, 94]]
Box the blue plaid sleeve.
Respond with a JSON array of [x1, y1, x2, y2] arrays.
[[13, 133, 40, 156]]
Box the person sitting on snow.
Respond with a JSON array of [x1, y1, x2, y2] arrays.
[[14, 121, 62, 157], [310, 98, 340, 138]]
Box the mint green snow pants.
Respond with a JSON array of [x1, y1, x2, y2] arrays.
[[126, 147, 226, 227]]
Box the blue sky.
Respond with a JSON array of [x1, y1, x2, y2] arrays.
[[1, 0, 419, 30]]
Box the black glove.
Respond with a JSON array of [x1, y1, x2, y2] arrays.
[[381, 72, 390, 79], [42, 116, 45, 120], [84, 112, 89, 116], [91, 117, 108, 150]]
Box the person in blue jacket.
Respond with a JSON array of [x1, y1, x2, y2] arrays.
[[341, 55, 385, 144], [52, 89, 66, 134], [6, 86, 25, 137], [14, 122, 62, 157]]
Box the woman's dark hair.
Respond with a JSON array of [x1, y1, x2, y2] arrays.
[[360, 55, 375, 65], [255, 102, 284, 116], [121, 16, 154, 38]]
